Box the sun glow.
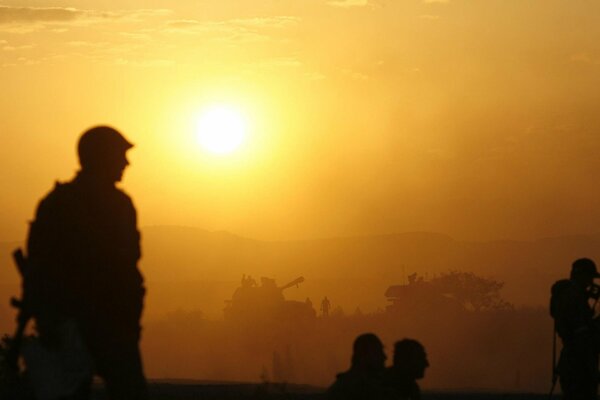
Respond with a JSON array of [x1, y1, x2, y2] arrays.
[[195, 105, 247, 155]]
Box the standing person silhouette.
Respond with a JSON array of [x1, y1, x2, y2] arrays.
[[550, 258, 600, 400], [26, 126, 148, 399]]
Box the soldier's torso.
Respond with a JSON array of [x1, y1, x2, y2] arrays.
[[28, 175, 143, 317]]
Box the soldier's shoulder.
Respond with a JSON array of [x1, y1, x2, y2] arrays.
[[37, 180, 77, 207], [31, 180, 80, 222], [551, 279, 573, 296]]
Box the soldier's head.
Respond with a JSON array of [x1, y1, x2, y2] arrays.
[[570, 258, 599, 287], [351, 333, 386, 372], [77, 126, 133, 183], [393, 339, 429, 380]]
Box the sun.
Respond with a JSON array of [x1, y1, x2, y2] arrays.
[[195, 105, 247, 155]]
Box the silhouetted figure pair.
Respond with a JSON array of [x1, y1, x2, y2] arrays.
[[328, 333, 428, 400], [550, 258, 600, 400], [24, 126, 148, 400]]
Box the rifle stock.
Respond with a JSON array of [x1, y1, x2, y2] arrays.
[[6, 248, 31, 374]]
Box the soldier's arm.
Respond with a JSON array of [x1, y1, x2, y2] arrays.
[[26, 188, 66, 305], [26, 186, 70, 343]]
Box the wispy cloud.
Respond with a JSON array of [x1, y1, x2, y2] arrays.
[[166, 16, 300, 31], [231, 16, 300, 29], [2, 44, 34, 51], [66, 40, 108, 48], [164, 16, 300, 44], [0, 5, 82, 23], [0, 5, 173, 33]]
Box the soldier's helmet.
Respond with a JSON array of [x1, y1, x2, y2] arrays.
[[77, 126, 133, 168]]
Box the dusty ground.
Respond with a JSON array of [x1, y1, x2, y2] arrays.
[[89, 381, 557, 400]]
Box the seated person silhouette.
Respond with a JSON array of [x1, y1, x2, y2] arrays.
[[328, 333, 393, 400], [384, 339, 429, 400]]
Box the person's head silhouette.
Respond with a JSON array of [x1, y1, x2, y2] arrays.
[[392, 339, 429, 379], [351, 333, 386, 372], [570, 258, 599, 289], [77, 126, 133, 183]]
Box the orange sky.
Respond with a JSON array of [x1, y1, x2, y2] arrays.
[[1, 0, 600, 242]]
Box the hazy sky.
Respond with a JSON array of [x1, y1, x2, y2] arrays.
[[1, 0, 600, 242]]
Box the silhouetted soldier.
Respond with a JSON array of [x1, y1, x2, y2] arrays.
[[384, 339, 429, 400], [550, 258, 600, 400], [321, 296, 331, 318], [328, 333, 392, 400], [26, 126, 147, 399], [306, 297, 313, 310]]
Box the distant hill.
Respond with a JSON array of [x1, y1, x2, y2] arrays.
[[141, 226, 600, 308], [2, 227, 600, 328]]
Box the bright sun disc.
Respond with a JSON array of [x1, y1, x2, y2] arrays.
[[196, 106, 246, 155]]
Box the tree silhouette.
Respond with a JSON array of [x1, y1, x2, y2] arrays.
[[428, 271, 513, 311], [387, 271, 513, 314]]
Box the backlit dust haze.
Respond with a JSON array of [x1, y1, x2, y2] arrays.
[[2, 1, 600, 391]]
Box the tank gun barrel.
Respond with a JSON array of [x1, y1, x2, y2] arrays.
[[279, 276, 305, 291]]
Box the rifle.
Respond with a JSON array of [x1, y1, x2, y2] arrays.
[[548, 321, 558, 400], [6, 248, 32, 376]]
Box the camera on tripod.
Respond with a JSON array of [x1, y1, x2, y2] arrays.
[[587, 283, 600, 300]]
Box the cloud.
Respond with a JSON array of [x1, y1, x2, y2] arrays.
[[166, 16, 300, 31], [66, 40, 108, 48], [165, 19, 268, 43], [166, 19, 201, 29], [0, 5, 173, 33], [229, 16, 300, 29], [2, 44, 34, 51], [164, 16, 300, 44], [423, 0, 450, 3], [120, 9, 173, 21], [327, 0, 371, 7], [0, 5, 82, 24]]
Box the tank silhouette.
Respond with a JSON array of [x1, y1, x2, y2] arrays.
[[224, 276, 316, 322]]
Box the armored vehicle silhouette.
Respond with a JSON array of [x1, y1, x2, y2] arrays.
[[224, 276, 316, 322]]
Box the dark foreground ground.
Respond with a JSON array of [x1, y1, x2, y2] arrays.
[[89, 381, 557, 400]]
